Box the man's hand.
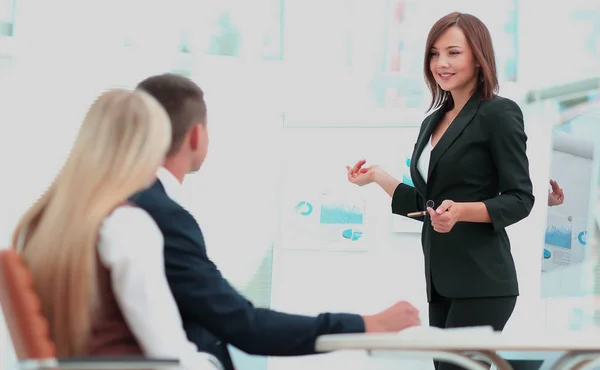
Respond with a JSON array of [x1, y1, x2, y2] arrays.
[[363, 301, 421, 332], [548, 179, 564, 207]]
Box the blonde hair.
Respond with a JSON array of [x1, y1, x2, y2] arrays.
[[12, 88, 172, 357]]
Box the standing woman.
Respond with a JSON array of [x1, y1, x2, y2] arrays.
[[347, 12, 534, 370]]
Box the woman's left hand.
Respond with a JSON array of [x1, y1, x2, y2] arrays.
[[427, 200, 461, 233]]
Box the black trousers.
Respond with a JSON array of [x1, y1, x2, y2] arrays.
[[429, 283, 517, 370]]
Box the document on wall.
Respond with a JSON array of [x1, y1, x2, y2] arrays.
[[280, 190, 370, 252], [542, 210, 590, 272], [393, 214, 423, 233], [542, 212, 575, 272]]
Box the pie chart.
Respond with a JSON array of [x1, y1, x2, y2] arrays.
[[578, 231, 588, 245], [295, 201, 313, 216], [342, 228, 363, 241], [543, 249, 551, 259]]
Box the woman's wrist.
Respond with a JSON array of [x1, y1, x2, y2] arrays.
[[372, 167, 401, 198], [372, 167, 388, 186], [454, 202, 491, 223]]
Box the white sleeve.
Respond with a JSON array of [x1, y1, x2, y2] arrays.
[[98, 206, 222, 370]]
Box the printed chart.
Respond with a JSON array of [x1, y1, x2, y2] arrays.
[[281, 192, 369, 252], [542, 212, 589, 272]]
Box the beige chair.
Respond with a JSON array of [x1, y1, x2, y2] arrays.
[[0, 248, 180, 369]]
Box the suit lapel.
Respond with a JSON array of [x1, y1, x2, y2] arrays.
[[152, 179, 165, 192], [410, 109, 443, 195], [154, 178, 195, 219], [427, 92, 482, 179]]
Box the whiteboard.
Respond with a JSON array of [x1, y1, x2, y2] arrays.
[[271, 126, 424, 314], [541, 130, 596, 296]]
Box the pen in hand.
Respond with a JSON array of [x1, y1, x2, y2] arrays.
[[407, 200, 436, 218]]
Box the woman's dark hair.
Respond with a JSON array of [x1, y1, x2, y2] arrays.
[[424, 12, 498, 111]]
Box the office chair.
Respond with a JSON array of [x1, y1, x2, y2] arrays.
[[0, 248, 180, 369]]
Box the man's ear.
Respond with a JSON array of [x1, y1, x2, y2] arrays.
[[189, 124, 200, 150]]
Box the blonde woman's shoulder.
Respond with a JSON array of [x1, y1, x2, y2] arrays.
[[98, 204, 165, 262]]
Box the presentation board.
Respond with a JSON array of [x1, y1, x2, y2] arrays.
[[269, 126, 429, 370], [275, 126, 421, 250], [540, 122, 598, 306], [272, 126, 423, 309], [542, 131, 594, 274]]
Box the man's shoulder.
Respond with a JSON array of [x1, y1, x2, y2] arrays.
[[129, 181, 199, 234], [130, 182, 183, 216]]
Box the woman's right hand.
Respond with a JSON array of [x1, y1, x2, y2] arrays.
[[346, 159, 380, 186]]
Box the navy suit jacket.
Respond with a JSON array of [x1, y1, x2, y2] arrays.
[[130, 181, 364, 370]]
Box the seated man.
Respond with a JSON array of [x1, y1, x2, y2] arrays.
[[130, 73, 421, 370]]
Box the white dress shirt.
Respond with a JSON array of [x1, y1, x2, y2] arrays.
[[97, 170, 221, 370], [417, 136, 433, 184], [156, 167, 184, 204]]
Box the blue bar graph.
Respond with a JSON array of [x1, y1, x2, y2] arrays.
[[320, 203, 364, 224]]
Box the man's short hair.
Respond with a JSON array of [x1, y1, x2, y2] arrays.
[[137, 73, 206, 156]]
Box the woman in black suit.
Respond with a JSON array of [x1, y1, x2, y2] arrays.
[[347, 12, 534, 370]]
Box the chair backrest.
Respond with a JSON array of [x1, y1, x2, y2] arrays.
[[0, 249, 56, 360]]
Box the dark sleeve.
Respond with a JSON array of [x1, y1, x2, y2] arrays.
[[391, 183, 427, 222], [164, 223, 365, 357], [482, 99, 535, 231]]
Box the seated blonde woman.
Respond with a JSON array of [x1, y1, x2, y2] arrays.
[[12, 89, 221, 370]]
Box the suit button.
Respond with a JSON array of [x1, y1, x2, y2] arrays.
[[216, 340, 222, 346]]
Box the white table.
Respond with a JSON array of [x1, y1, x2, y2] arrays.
[[315, 330, 600, 370]]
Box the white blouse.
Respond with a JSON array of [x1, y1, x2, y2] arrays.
[[97, 206, 221, 370], [417, 136, 434, 183]]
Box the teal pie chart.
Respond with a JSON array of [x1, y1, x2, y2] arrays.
[[578, 231, 588, 245], [295, 201, 313, 216], [342, 228, 363, 241]]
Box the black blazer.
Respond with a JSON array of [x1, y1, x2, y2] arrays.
[[392, 92, 535, 301], [130, 182, 364, 370]]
